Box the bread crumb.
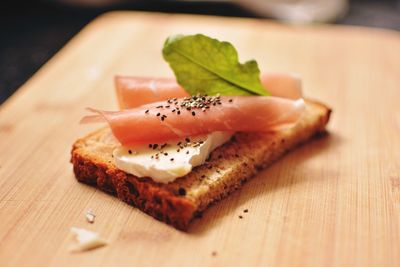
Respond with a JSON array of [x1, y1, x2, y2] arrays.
[[85, 209, 96, 223]]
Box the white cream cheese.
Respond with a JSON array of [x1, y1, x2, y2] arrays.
[[113, 131, 233, 183], [69, 227, 107, 252]]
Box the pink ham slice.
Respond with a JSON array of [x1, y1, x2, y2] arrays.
[[115, 76, 188, 109], [115, 72, 302, 109], [82, 96, 305, 146], [260, 73, 302, 99]]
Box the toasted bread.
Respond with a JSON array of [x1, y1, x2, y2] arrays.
[[71, 99, 331, 230]]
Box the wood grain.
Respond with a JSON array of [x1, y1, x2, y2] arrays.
[[0, 11, 400, 267]]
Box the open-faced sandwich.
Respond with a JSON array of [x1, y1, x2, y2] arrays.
[[71, 34, 331, 230]]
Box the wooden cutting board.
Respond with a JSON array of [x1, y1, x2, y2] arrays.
[[0, 11, 399, 267]]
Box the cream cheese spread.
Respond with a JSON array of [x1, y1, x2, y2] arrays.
[[113, 131, 233, 183]]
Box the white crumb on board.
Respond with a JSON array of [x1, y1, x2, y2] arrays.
[[69, 227, 107, 252], [85, 209, 96, 223], [87, 67, 101, 81]]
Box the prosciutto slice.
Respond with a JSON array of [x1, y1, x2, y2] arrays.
[[82, 96, 305, 146], [115, 72, 302, 109]]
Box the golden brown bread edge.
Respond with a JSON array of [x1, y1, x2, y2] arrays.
[[71, 99, 331, 230]]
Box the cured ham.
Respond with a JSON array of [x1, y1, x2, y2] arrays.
[[260, 73, 302, 99], [115, 76, 187, 109], [82, 96, 305, 146], [115, 72, 302, 109]]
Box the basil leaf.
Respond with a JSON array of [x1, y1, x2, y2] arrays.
[[162, 34, 269, 96]]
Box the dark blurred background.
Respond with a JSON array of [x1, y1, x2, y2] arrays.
[[0, 0, 399, 105]]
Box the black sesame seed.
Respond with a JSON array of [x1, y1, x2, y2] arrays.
[[185, 138, 190, 142], [145, 109, 149, 114], [229, 99, 233, 102], [153, 144, 158, 149], [178, 187, 186, 196], [164, 153, 168, 156], [170, 158, 174, 161], [239, 215, 243, 219], [156, 113, 160, 116], [177, 111, 181, 115], [244, 209, 248, 213], [186, 151, 190, 155], [192, 111, 196, 116], [128, 150, 132, 154]]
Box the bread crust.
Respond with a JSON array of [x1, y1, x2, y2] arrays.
[[71, 99, 331, 230]]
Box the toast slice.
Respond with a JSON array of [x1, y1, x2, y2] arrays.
[[71, 99, 331, 230]]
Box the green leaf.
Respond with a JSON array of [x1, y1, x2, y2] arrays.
[[162, 34, 269, 96]]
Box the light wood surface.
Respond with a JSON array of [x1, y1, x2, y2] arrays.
[[1, 11, 400, 267]]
